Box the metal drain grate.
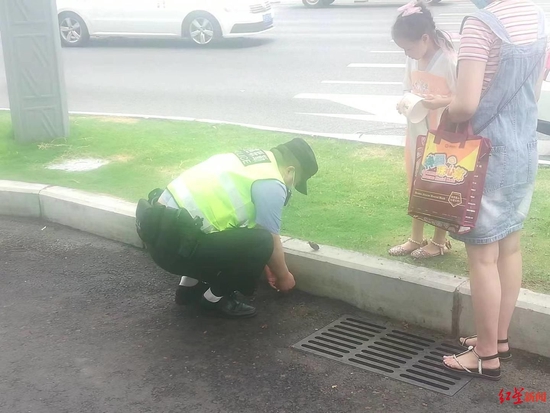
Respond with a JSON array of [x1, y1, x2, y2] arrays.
[[292, 315, 471, 396]]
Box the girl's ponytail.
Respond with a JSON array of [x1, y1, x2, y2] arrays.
[[435, 29, 455, 53], [392, 1, 454, 54]]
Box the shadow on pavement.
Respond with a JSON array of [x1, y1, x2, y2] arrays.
[[1, 216, 549, 413], [84, 37, 275, 50]]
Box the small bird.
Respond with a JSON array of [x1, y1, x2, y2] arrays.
[[308, 241, 320, 251]]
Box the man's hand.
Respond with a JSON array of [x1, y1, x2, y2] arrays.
[[267, 234, 294, 291], [265, 265, 278, 289], [275, 271, 296, 293]]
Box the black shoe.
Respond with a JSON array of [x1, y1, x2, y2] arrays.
[[175, 282, 209, 306], [200, 294, 257, 319]]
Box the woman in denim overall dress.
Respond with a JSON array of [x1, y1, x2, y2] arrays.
[[441, 0, 547, 380]]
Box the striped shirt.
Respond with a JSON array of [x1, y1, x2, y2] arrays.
[[458, 0, 547, 90]]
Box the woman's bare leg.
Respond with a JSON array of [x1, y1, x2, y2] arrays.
[[459, 232, 521, 353], [466, 231, 523, 352], [444, 242, 500, 370], [495, 232, 522, 345]]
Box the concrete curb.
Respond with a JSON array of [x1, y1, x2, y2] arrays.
[[2, 108, 549, 157], [1, 180, 549, 358], [0, 107, 403, 148]]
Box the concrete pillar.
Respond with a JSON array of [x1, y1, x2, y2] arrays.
[[0, 0, 69, 143]]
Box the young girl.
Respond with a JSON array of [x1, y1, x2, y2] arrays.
[[389, 0, 457, 259]]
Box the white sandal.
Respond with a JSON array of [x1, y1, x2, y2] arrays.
[[443, 346, 501, 381], [410, 239, 452, 259], [388, 238, 427, 256]]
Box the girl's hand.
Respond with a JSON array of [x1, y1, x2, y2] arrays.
[[422, 95, 452, 110], [396, 98, 406, 115]]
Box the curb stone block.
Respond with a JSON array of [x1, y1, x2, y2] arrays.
[[0, 180, 48, 218], [458, 282, 550, 358], [39, 186, 143, 248], [283, 238, 466, 334]]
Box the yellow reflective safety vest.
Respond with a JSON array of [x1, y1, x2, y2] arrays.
[[166, 149, 284, 233]]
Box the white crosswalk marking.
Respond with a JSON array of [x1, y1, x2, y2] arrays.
[[321, 81, 402, 85], [370, 51, 402, 54], [295, 93, 404, 124], [292, 0, 550, 153], [348, 63, 406, 68]]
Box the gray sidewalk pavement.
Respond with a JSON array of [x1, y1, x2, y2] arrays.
[[1, 216, 549, 413]]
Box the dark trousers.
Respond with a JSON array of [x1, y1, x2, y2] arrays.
[[148, 227, 274, 297]]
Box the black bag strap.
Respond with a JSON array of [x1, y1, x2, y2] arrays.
[[148, 188, 165, 204]]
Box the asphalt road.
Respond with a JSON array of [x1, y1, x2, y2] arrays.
[[0, 0, 548, 138], [1, 216, 550, 413]]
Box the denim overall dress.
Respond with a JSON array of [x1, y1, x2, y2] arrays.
[[452, 7, 547, 245]]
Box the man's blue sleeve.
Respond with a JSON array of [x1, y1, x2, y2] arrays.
[[251, 179, 287, 234]]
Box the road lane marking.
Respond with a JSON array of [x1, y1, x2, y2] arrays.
[[294, 93, 404, 124], [348, 63, 406, 68], [370, 50, 402, 54], [298, 111, 406, 125], [322, 81, 402, 85]]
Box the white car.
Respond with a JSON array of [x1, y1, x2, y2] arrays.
[[302, 0, 441, 7], [538, 55, 550, 136], [56, 0, 274, 47]]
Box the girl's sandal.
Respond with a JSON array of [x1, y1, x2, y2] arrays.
[[388, 238, 427, 256], [410, 239, 452, 259], [443, 346, 501, 381], [460, 335, 512, 361]]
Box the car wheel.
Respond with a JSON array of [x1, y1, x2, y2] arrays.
[[185, 13, 220, 46], [302, 0, 330, 8], [58, 13, 89, 47]]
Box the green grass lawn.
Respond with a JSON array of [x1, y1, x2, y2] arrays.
[[2, 112, 549, 293]]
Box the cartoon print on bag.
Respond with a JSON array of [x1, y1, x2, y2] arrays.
[[421, 152, 468, 184]]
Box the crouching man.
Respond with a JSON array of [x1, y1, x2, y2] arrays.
[[136, 138, 318, 319]]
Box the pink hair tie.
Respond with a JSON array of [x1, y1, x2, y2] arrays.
[[398, 0, 422, 17]]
